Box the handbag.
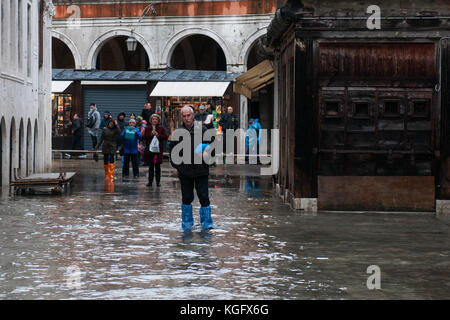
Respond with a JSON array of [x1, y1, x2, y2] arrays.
[[149, 136, 160, 153]]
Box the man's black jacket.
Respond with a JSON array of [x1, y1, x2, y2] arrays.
[[219, 113, 239, 130], [169, 123, 211, 178]]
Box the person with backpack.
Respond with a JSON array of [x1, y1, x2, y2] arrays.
[[120, 118, 142, 178], [142, 114, 168, 187], [86, 103, 101, 150]]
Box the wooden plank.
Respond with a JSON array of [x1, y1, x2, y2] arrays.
[[318, 176, 435, 211]]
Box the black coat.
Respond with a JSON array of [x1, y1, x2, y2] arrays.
[[219, 113, 239, 130], [71, 118, 83, 136], [96, 124, 122, 154], [141, 108, 155, 123], [169, 123, 210, 178]]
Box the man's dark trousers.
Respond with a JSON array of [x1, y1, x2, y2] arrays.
[[72, 134, 84, 150], [179, 175, 210, 207]]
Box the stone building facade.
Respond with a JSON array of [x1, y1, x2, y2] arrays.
[[0, 0, 54, 187], [52, 0, 275, 72], [50, 0, 276, 138]]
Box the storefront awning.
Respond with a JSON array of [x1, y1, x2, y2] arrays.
[[52, 81, 73, 93], [233, 60, 274, 99], [150, 81, 230, 97]]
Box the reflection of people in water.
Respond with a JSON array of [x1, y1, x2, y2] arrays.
[[244, 176, 262, 198]]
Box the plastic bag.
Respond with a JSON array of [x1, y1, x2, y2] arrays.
[[149, 136, 160, 153]]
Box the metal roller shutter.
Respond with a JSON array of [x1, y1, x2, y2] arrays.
[[83, 86, 147, 150]]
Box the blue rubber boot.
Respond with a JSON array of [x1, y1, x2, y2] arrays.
[[181, 204, 194, 231], [199, 206, 213, 229]]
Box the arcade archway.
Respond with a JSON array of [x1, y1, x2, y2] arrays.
[[95, 36, 149, 71], [170, 34, 226, 71], [52, 37, 76, 69]]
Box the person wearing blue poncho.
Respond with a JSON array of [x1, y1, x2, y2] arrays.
[[245, 118, 261, 162]]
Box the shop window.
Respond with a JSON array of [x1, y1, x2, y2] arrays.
[[52, 94, 73, 137], [353, 102, 370, 118], [383, 101, 400, 117], [324, 101, 340, 118], [410, 101, 429, 118]]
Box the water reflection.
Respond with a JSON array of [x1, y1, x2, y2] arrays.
[[0, 161, 449, 299], [104, 182, 114, 193]]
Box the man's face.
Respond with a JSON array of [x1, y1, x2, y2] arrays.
[[119, 115, 124, 120], [145, 103, 151, 109], [90, 105, 95, 110], [181, 109, 194, 127], [104, 114, 109, 118], [73, 114, 78, 120], [199, 108, 205, 114], [227, 107, 233, 115]]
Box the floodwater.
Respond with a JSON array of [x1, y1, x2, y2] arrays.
[[0, 159, 449, 299]]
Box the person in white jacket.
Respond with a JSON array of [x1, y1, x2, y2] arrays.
[[87, 103, 101, 150]]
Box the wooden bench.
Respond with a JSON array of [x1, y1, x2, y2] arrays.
[[52, 150, 170, 159], [10, 168, 77, 195]]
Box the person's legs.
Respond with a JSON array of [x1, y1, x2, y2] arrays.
[[123, 154, 130, 176], [195, 175, 210, 207], [147, 162, 154, 186], [106, 154, 115, 180], [90, 134, 98, 149], [180, 176, 195, 205], [155, 163, 161, 186], [195, 175, 213, 229], [179, 175, 195, 230], [103, 154, 111, 180], [71, 136, 77, 150], [131, 154, 139, 177]]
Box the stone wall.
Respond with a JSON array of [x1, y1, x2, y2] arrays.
[[0, 0, 53, 186], [51, 1, 275, 73]]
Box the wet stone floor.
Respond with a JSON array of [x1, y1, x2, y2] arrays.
[[0, 159, 449, 299]]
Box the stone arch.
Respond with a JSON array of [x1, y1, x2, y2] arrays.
[[52, 30, 82, 69], [0, 117, 7, 187], [161, 27, 233, 70], [34, 119, 38, 173], [26, 119, 32, 176], [238, 28, 268, 68], [86, 29, 156, 70], [10, 118, 17, 182], [19, 118, 25, 177]]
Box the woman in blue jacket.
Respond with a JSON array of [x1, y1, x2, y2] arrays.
[[121, 118, 142, 178]]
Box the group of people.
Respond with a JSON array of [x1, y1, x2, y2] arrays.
[[86, 103, 168, 187], [70, 102, 249, 231]]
